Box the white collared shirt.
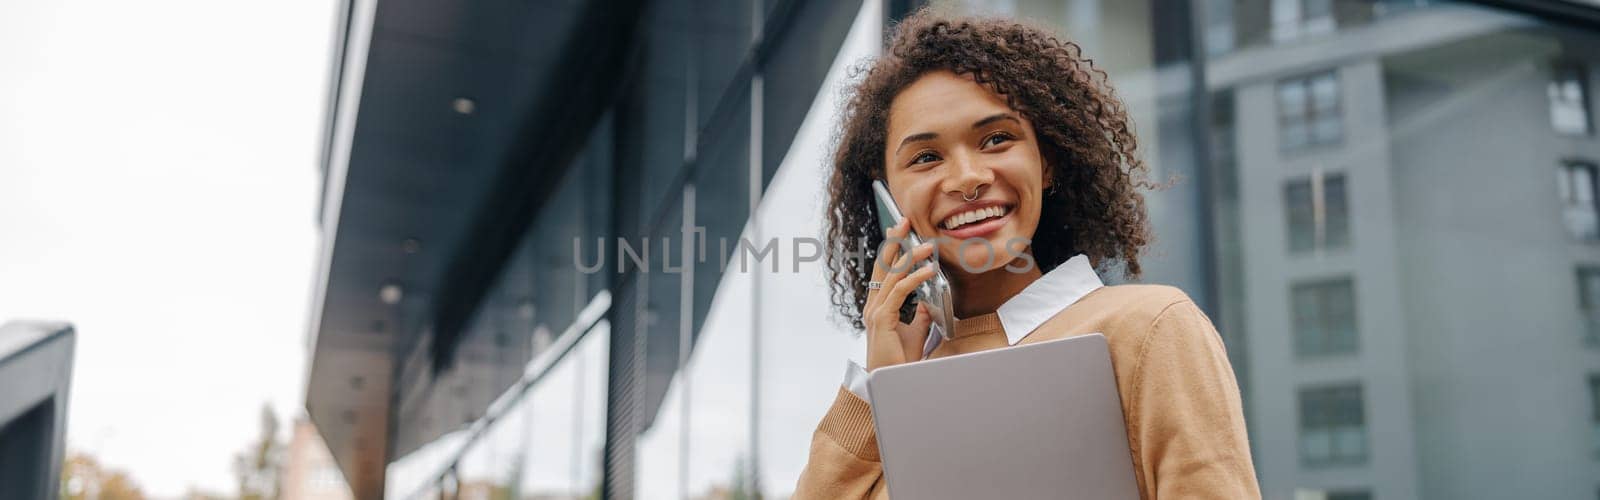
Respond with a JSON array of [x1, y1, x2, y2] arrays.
[[842, 254, 1105, 400]]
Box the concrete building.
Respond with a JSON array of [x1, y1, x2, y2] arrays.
[[1207, 2, 1600, 498]]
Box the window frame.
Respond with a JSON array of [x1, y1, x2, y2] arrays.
[[1297, 382, 1369, 467], [1589, 374, 1600, 458], [1277, 70, 1345, 153], [1559, 160, 1600, 243], [1550, 61, 1594, 137], [1271, 0, 1337, 41], [1291, 276, 1360, 359], [1285, 170, 1351, 253], [1576, 267, 1600, 347]]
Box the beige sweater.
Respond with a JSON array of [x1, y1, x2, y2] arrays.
[[792, 284, 1261, 499]]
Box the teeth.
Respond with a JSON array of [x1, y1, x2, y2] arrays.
[[943, 206, 1008, 230]]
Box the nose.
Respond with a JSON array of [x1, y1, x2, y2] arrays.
[[941, 149, 995, 200]]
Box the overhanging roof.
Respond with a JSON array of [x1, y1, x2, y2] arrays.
[[303, 0, 640, 496]]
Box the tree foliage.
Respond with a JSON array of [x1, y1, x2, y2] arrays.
[[233, 403, 283, 500], [60, 451, 147, 500]]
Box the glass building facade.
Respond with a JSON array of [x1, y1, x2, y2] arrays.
[[306, 0, 1600, 498]]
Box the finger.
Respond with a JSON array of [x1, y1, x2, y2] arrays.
[[866, 228, 917, 311], [883, 261, 937, 312], [890, 240, 936, 275], [874, 243, 934, 308], [865, 305, 908, 368], [897, 303, 933, 358], [871, 218, 912, 284]]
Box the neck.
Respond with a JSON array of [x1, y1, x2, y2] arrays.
[[945, 255, 1043, 319]]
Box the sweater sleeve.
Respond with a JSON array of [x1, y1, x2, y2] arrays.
[[1127, 300, 1262, 499], [792, 387, 891, 499]]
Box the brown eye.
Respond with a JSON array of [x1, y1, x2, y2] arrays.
[[911, 151, 940, 165], [982, 132, 1015, 148]]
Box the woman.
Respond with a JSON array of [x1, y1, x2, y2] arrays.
[[793, 9, 1260, 499]]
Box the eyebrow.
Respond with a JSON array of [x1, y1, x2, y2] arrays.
[[894, 113, 1022, 153], [972, 113, 1021, 129]]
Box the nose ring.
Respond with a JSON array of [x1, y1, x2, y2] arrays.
[[962, 185, 984, 202]]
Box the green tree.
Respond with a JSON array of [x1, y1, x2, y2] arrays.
[[60, 451, 147, 500], [233, 403, 283, 500]]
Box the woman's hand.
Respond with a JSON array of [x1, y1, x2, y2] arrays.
[[864, 218, 938, 372]]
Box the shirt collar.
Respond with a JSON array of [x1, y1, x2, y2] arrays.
[[921, 254, 1103, 357], [997, 254, 1104, 344]]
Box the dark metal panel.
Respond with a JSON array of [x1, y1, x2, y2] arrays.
[[759, 0, 864, 182], [601, 3, 689, 494], [1471, 0, 1600, 30], [308, 0, 605, 495], [0, 321, 75, 500], [428, 0, 649, 372]]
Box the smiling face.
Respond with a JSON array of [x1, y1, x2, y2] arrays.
[[883, 70, 1049, 274]]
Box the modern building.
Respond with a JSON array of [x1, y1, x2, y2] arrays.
[[303, 0, 1600, 499], [1201, 1, 1600, 498]]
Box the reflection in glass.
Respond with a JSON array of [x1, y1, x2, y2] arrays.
[[518, 326, 609, 499], [636, 379, 683, 500], [681, 287, 753, 499]]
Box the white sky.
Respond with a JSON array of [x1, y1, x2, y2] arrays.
[[0, 1, 337, 497]]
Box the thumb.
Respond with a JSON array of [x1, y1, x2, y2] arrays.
[[899, 303, 933, 358]]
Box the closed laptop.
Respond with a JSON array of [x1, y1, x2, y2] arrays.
[[867, 333, 1140, 499]]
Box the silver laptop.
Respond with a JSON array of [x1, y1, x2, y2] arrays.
[[866, 333, 1140, 499]]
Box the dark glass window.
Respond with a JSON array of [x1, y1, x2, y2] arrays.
[[1578, 267, 1600, 346], [1286, 172, 1349, 253], [1299, 383, 1368, 465], [1278, 70, 1343, 151], [1293, 277, 1358, 358], [1328, 490, 1373, 500], [1590, 374, 1600, 456], [1551, 62, 1592, 136], [1560, 161, 1600, 241], [1271, 0, 1335, 41]]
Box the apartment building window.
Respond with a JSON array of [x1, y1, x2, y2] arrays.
[[1590, 374, 1600, 457], [1295, 489, 1373, 500], [1551, 63, 1592, 136], [1293, 277, 1357, 358], [1578, 268, 1600, 345], [1204, 0, 1236, 56], [1299, 383, 1367, 465], [1286, 171, 1349, 252], [1278, 70, 1342, 151], [1375, 0, 1431, 17], [1272, 0, 1335, 41], [1560, 161, 1600, 241]]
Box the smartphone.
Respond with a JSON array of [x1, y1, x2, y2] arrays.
[[871, 180, 957, 341]]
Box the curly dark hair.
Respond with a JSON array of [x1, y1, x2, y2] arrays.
[[824, 8, 1154, 331]]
